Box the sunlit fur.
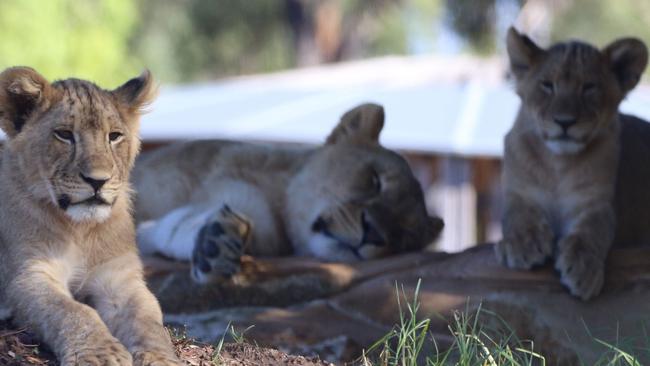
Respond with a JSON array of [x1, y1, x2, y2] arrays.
[[8, 76, 143, 223], [0, 67, 181, 365]]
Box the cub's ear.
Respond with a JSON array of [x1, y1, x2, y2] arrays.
[[326, 103, 385, 145], [603, 38, 648, 94], [0, 67, 56, 138], [112, 70, 157, 115], [506, 26, 544, 80]]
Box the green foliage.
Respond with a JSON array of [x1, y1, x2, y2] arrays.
[[362, 281, 650, 366], [0, 0, 429, 84], [3, 0, 650, 85], [0, 0, 141, 86], [362, 281, 544, 366], [551, 0, 650, 47], [364, 280, 434, 366], [131, 0, 294, 82]]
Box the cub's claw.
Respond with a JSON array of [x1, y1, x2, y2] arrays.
[[556, 234, 605, 301], [62, 336, 132, 366], [496, 219, 554, 269], [133, 350, 183, 366]]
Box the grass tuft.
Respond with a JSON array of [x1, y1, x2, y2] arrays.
[[360, 279, 650, 366], [361, 279, 545, 366]]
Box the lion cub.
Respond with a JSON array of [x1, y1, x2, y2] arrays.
[[134, 104, 443, 283], [0, 67, 180, 365], [497, 28, 650, 300]]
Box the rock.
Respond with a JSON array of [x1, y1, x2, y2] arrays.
[[147, 245, 650, 365]]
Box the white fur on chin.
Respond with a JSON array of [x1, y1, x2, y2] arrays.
[[65, 205, 112, 223], [306, 233, 360, 262], [545, 140, 585, 155]]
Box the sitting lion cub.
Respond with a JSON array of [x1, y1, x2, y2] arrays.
[[0, 67, 181, 365], [497, 28, 650, 300], [134, 103, 443, 283]]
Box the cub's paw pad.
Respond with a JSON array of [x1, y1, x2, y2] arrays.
[[64, 340, 132, 366], [134, 350, 183, 366], [496, 220, 553, 269], [555, 235, 605, 301], [191, 205, 252, 284]]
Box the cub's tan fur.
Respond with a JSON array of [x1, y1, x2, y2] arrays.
[[0, 67, 181, 365], [134, 104, 443, 283], [497, 28, 650, 300]]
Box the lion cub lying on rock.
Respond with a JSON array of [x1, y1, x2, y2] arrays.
[[497, 28, 650, 300], [0, 67, 180, 365], [134, 103, 443, 283]]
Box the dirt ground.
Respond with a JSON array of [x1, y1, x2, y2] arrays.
[[0, 321, 334, 366]]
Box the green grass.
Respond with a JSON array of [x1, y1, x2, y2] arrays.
[[211, 327, 227, 365], [587, 322, 649, 366], [211, 322, 256, 365], [359, 279, 647, 366], [200, 279, 647, 365]]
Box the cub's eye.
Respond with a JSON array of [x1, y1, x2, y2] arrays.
[[582, 82, 597, 95], [54, 130, 74, 143], [108, 132, 123, 142], [540, 81, 554, 94]]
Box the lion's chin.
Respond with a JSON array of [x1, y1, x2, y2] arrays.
[[545, 139, 586, 155], [65, 204, 112, 223]]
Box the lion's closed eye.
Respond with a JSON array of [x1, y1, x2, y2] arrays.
[[54, 129, 75, 144], [350, 166, 383, 203]]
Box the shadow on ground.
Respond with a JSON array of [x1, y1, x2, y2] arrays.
[[147, 244, 650, 365]]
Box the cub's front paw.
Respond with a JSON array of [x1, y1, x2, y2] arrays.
[[62, 337, 132, 366], [555, 234, 605, 301], [133, 350, 183, 366], [495, 219, 554, 269], [191, 205, 252, 284]]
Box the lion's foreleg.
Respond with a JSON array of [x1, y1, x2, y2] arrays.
[[7, 261, 132, 365], [495, 192, 555, 269], [555, 202, 615, 300], [87, 253, 181, 366]]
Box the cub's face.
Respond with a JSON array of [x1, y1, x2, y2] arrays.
[[0, 67, 154, 223], [507, 28, 648, 155], [287, 104, 444, 262]]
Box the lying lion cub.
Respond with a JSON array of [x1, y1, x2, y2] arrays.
[[0, 68, 180, 365], [497, 28, 650, 300], [134, 103, 443, 283]]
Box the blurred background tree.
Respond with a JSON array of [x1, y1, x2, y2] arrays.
[[0, 0, 648, 85], [0, 0, 139, 87], [550, 0, 650, 47]]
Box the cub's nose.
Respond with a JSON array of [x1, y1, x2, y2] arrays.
[[80, 173, 109, 192], [553, 114, 578, 130]]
